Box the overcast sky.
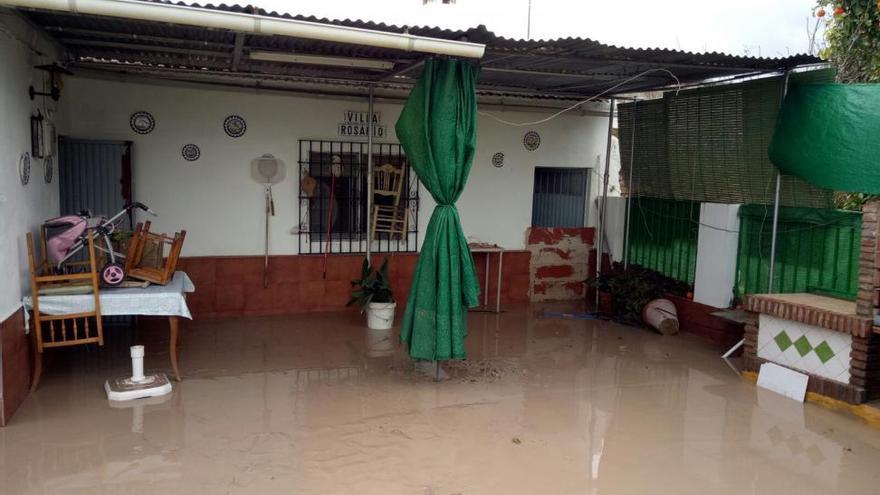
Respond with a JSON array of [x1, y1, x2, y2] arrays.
[[254, 0, 821, 57]]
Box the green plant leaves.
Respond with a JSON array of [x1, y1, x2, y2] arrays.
[[348, 257, 395, 311]]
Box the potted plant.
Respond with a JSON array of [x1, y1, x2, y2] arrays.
[[347, 258, 396, 330], [594, 263, 691, 329]]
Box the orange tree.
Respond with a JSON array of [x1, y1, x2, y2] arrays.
[[815, 1, 880, 82], [814, 2, 880, 209]]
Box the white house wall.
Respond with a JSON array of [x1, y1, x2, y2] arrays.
[[0, 13, 61, 322], [58, 76, 609, 257]]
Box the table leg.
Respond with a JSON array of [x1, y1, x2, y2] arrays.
[[496, 251, 503, 313], [30, 346, 42, 392], [484, 253, 490, 307], [169, 316, 181, 381]]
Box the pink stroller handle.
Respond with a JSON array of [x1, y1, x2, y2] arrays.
[[46, 215, 88, 264]]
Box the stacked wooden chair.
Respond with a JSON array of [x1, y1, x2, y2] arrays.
[[370, 163, 408, 240], [124, 221, 186, 285], [27, 229, 103, 390]]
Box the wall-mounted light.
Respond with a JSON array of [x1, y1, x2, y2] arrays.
[[30, 111, 44, 158], [29, 63, 74, 101]]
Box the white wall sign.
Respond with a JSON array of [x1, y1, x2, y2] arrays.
[[338, 110, 385, 138]]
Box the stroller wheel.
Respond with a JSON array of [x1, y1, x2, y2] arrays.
[[102, 263, 126, 286]]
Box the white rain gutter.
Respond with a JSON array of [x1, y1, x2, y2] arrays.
[[0, 0, 486, 58]]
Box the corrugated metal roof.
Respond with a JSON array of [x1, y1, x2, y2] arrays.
[[16, 0, 821, 101]]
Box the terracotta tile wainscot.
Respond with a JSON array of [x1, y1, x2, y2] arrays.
[[742, 293, 880, 404], [175, 251, 532, 318]]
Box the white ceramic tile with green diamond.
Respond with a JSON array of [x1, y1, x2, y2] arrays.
[[757, 314, 851, 384]]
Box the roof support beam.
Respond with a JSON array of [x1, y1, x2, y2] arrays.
[[60, 37, 229, 57], [485, 48, 784, 73], [378, 55, 427, 81], [231, 32, 244, 71], [482, 66, 623, 81], [44, 25, 234, 50]]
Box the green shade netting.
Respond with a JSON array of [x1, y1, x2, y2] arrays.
[[395, 59, 481, 361], [769, 83, 880, 193]]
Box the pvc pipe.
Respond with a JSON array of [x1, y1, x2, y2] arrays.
[[767, 173, 782, 293], [0, 0, 486, 58], [721, 339, 744, 359], [130, 345, 146, 383]]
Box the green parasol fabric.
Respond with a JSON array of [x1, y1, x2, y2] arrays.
[[768, 83, 880, 193], [395, 58, 481, 361]]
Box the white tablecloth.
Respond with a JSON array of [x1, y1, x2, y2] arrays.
[[22, 271, 195, 332]]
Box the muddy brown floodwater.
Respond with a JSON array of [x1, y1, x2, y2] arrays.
[[4, 302, 880, 494]]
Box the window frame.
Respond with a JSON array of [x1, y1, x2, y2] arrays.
[[297, 139, 420, 254], [530, 166, 591, 228]]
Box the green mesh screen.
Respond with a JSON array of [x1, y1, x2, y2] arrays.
[[626, 197, 700, 284], [619, 72, 836, 208], [735, 205, 861, 299]]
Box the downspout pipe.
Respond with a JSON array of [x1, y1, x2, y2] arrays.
[[0, 0, 486, 58]]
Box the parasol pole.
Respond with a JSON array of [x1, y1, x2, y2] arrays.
[[767, 70, 791, 294]]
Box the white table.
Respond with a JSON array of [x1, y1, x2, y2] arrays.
[[469, 245, 504, 313], [23, 271, 195, 385]]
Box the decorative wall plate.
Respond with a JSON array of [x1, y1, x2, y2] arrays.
[[523, 130, 541, 151], [491, 152, 505, 168], [181, 143, 201, 161], [223, 115, 247, 138], [19, 152, 31, 185], [44, 155, 53, 184], [130, 111, 155, 134]]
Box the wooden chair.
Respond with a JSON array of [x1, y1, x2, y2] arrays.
[[27, 230, 103, 390], [370, 163, 408, 240], [124, 221, 186, 285]]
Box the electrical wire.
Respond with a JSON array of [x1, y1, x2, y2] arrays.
[[477, 68, 681, 127]]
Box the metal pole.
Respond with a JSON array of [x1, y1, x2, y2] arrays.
[[595, 98, 615, 307], [767, 71, 791, 294], [264, 185, 270, 288], [366, 84, 374, 264], [623, 99, 637, 269], [526, 0, 532, 39]]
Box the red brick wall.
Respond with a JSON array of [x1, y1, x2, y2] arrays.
[[667, 295, 744, 349], [176, 251, 531, 318], [0, 309, 30, 426], [526, 227, 595, 301]]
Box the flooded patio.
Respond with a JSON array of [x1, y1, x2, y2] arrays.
[[4, 304, 880, 494]]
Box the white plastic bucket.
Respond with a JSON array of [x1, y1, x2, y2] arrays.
[[366, 302, 396, 330], [642, 298, 679, 335]]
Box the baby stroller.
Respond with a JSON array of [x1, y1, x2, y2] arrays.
[[43, 202, 156, 286]]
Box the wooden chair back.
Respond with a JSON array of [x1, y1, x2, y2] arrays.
[[370, 164, 408, 240], [373, 163, 405, 205], [125, 221, 186, 285], [27, 230, 103, 353]]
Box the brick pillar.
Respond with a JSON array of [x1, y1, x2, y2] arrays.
[[856, 199, 880, 400], [856, 199, 880, 318], [850, 333, 880, 402]]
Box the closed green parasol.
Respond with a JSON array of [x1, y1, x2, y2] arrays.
[[395, 58, 481, 361]]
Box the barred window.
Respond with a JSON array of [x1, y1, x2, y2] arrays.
[[297, 140, 420, 254]]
